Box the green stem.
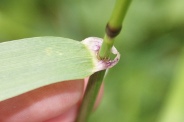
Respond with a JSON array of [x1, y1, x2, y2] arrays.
[[75, 71, 105, 122], [99, 0, 132, 59], [75, 0, 131, 122], [98, 34, 115, 59], [109, 0, 131, 29]]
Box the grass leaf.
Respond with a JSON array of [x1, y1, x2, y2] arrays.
[[0, 37, 96, 101]]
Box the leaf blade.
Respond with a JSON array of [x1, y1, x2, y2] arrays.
[[0, 37, 94, 101]]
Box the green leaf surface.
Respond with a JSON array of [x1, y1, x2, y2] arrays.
[[158, 49, 184, 122], [0, 37, 96, 101]]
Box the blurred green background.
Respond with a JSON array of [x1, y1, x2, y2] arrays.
[[0, 0, 184, 122]]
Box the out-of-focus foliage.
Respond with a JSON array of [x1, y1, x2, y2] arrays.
[[0, 0, 184, 122]]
